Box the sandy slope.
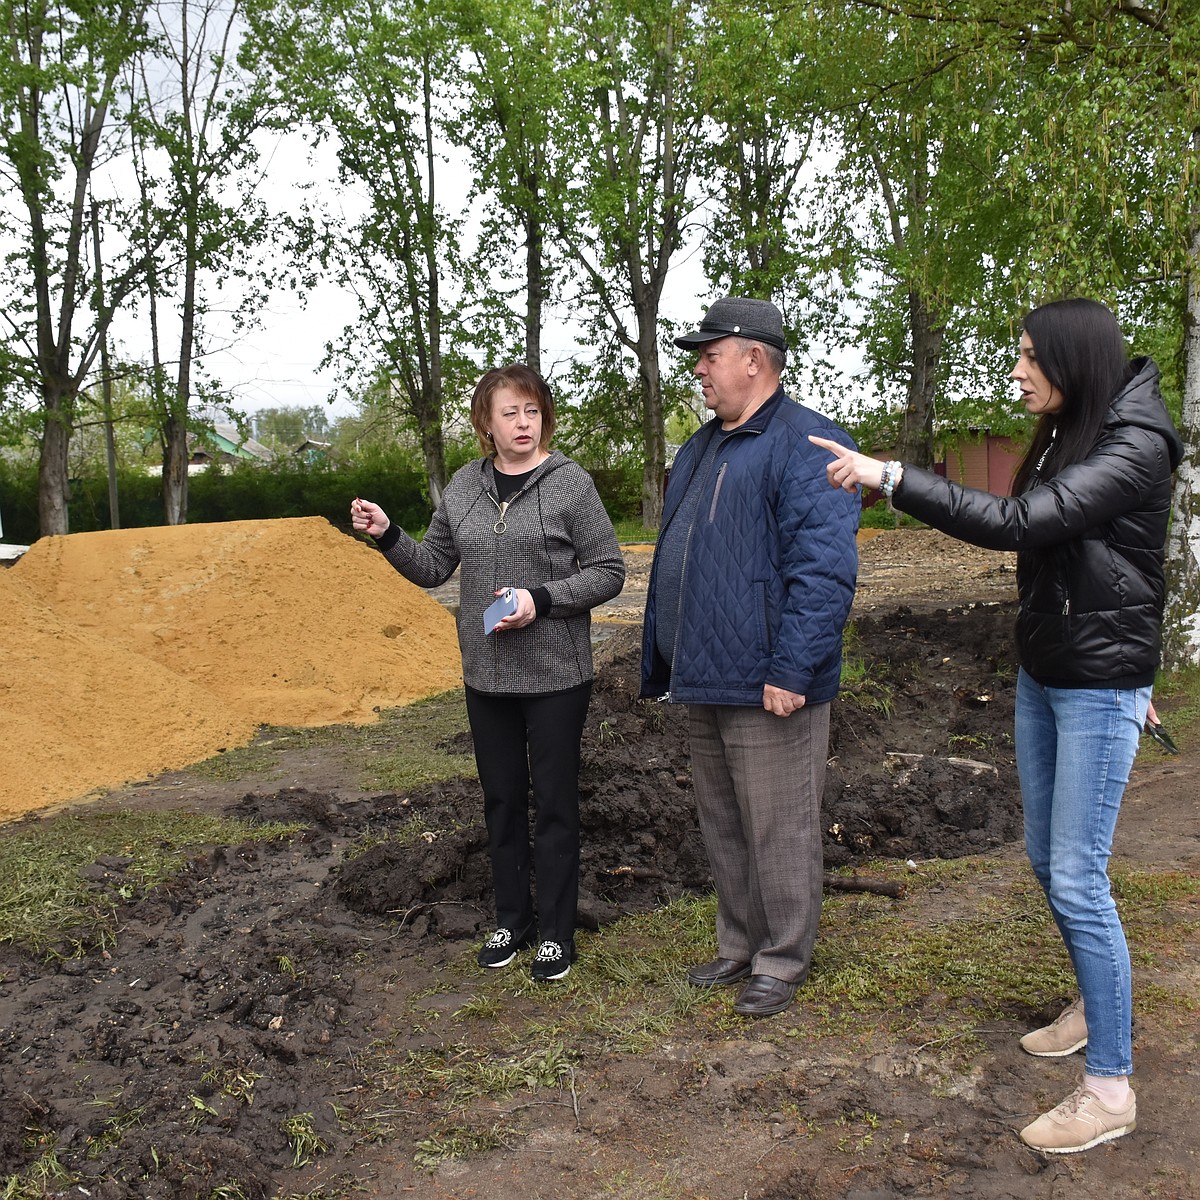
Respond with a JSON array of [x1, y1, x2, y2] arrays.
[[2, 517, 462, 820]]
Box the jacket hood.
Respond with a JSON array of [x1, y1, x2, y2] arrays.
[[1111, 357, 1184, 471]]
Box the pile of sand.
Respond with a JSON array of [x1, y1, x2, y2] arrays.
[[2, 517, 462, 821]]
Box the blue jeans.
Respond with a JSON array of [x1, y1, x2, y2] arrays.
[[1015, 668, 1150, 1077]]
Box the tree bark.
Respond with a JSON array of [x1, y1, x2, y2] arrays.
[[417, 384, 447, 511], [523, 170, 544, 375], [637, 318, 665, 529], [898, 290, 944, 470], [164, 205, 199, 527], [1162, 218, 1200, 668], [37, 396, 73, 536]]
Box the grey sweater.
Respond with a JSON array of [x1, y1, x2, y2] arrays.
[[375, 451, 625, 695]]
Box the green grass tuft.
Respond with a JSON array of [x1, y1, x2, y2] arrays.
[[0, 811, 303, 957], [359, 691, 477, 791], [613, 522, 658, 543], [414, 1124, 511, 1170]]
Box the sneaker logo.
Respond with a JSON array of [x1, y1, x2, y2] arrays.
[[534, 941, 563, 962], [486, 929, 514, 949]]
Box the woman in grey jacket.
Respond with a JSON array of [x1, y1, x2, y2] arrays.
[[351, 365, 625, 981], [812, 298, 1183, 1155]]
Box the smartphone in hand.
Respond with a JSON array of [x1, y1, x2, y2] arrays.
[[483, 588, 518, 634]]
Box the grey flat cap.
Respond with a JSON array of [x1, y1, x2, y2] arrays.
[[674, 296, 788, 353]]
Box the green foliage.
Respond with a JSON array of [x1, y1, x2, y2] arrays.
[[279, 1113, 328, 1168], [586, 464, 643, 523], [1, 440, 635, 543], [187, 453, 434, 532], [858, 500, 923, 531], [0, 455, 39, 544], [249, 406, 333, 454], [243, 0, 475, 499], [610, 519, 657, 543]]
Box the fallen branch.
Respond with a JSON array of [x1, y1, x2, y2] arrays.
[[822, 873, 904, 898], [602, 865, 665, 880]]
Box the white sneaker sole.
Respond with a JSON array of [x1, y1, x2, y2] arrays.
[[1020, 1034, 1087, 1057], [482, 951, 518, 968], [1023, 1118, 1135, 1154]]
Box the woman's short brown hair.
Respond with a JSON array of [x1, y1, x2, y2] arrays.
[[470, 364, 556, 457]]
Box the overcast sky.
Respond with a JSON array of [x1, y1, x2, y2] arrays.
[[105, 128, 710, 422], [101, 125, 860, 426]]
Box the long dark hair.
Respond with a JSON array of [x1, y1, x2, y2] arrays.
[[1011, 298, 1134, 495]]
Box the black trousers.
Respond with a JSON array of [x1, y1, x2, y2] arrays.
[[464, 681, 592, 946]]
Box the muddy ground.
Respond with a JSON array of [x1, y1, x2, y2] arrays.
[[2, 534, 1198, 1199]]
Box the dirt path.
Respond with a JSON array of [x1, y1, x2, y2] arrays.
[[2, 527, 1197, 1199]]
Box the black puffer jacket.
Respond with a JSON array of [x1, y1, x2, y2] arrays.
[[893, 358, 1183, 687]]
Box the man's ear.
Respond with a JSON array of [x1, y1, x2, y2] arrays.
[[745, 343, 764, 375]]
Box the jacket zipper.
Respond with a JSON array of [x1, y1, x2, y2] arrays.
[[487, 460, 545, 533], [707, 463, 728, 522], [668, 426, 756, 674]]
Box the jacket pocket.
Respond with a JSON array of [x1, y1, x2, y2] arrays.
[[755, 580, 773, 654], [707, 463, 728, 522]]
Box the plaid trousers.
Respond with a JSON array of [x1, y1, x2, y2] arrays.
[[688, 700, 830, 984]]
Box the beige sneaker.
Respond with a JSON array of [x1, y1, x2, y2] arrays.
[[1019, 1085, 1136, 1153], [1020, 998, 1087, 1057]]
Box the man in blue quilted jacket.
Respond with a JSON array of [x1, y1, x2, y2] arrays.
[[641, 296, 859, 1016]]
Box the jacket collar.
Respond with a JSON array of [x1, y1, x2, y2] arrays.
[[479, 449, 564, 496], [701, 385, 787, 440]]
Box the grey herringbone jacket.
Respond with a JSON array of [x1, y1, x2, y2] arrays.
[[375, 452, 625, 695]]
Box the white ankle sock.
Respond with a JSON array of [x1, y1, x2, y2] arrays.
[[1084, 1073, 1131, 1108]]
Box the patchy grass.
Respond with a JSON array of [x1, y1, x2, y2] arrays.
[[839, 623, 897, 715], [1, 1148, 73, 1200], [613, 522, 658, 544], [358, 691, 477, 791], [183, 690, 477, 794], [413, 1124, 512, 1170], [342, 849, 1200, 1171], [0, 811, 304, 957], [190, 739, 285, 781], [280, 1112, 329, 1168]]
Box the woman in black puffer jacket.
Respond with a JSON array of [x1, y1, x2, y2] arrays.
[[812, 298, 1183, 1156]]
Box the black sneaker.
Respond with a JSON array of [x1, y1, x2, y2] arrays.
[[477, 924, 534, 968], [530, 939, 576, 981]]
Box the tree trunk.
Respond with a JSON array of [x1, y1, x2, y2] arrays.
[[416, 380, 447, 511], [162, 414, 190, 525], [164, 215, 199, 527], [636, 317, 665, 530], [420, 46, 447, 509], [523, 171, 544, 374], [37, 395, 73, 536], [1161, 221, 1200, 669], [898, 290, 944, 469]]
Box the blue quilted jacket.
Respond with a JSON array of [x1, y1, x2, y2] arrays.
[[640, 388, 859, 706]]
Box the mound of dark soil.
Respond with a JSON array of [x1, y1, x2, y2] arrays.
[[0, 602, 1023, 1196], [336, 601, 1022, 930]]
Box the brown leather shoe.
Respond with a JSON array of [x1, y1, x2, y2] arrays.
[[733, 974, 797, 1016], [687, 957, 752, 987]]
